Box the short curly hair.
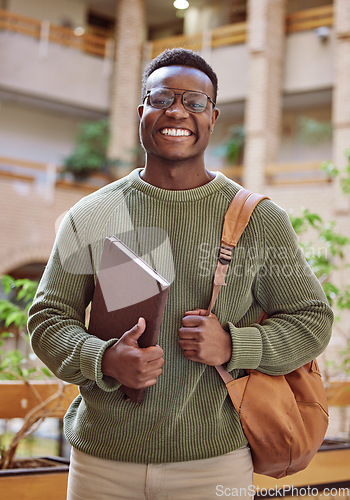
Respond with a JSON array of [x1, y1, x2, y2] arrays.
[[141, 48, 218, 103]]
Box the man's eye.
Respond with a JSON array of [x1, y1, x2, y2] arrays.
[[151, 93, 172, 106], [186, 101, 205, 111]]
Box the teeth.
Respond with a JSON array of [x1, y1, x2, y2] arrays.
[[160, 128, 191, 137]]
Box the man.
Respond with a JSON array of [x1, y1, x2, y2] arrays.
[[28, 48, 333, 499]]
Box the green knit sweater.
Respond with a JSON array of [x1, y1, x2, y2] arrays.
[[28, 169, 333, 464]]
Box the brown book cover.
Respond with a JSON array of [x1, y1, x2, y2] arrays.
[[88, 236, 170, 403]]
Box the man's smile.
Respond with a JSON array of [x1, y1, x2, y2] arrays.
[[159, 128, 192, 137]]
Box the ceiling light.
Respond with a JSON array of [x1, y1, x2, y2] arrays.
[[74, 27, 85, 36], [173, 0, 189, 10]]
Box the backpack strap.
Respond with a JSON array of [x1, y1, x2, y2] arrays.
[[207, 189, 269, 315], [207, 188, 270, 384]]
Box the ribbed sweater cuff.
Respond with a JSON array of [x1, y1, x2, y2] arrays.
[[80, 336, 121, 392], [226, 324, 262, 372]]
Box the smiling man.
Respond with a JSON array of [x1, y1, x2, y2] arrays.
[[28, 49, 333, 500], [138, 63, 219, 189]]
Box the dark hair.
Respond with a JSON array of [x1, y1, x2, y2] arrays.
[[141, 48, 218, 103]]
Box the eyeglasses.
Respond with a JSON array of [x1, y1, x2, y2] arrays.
[[143, 87, 216, 113]]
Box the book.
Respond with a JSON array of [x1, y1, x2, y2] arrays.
[[88, 236, 170, 403]]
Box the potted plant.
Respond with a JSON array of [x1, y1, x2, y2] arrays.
[[60, 118, 123, 182], [288, 151, 350, 425], [215, 124, 245, 166], [0, 275, 78, 499], [213, 124, 245, 182]]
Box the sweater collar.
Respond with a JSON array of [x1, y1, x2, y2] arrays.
[[127, 168, 229, 202]]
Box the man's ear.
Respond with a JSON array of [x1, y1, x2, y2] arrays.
[[137, 105, 144, 119], [210, 107, 220, 132]]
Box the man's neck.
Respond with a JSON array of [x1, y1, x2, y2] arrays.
[[140, 160, 215, 190]]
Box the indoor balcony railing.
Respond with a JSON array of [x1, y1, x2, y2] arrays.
[[0, 5, 333, 62], [0, 9, 113, 59], [0, 155, 332, 191], [146, 4, 333, 58], [219, 162, 332, 186], [0, 155, 116, 198]]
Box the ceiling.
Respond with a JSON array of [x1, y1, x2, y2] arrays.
[[88, 0, 233, 29]]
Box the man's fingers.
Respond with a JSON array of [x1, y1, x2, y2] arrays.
[[120, 319, 164, 360], [143, 375, 161, 388], [181, 315, 203, 328], [145, 354, 165, 369], [182, 350, 201, 362], [142, 345, 164, 361], [121, 317, 146, 344], [179, 338, 199, 351], [178, 326, 200, 340], [184, 308, 207, 317]]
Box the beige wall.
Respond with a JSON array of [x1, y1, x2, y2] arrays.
[[0, 101, 82, 165], [184, 4, 232, 35], [8, 0, 86, 26], [278, 106, 332, 163], [210, 29, 334, 104], [213, 44, 249, 104], [284, 30, 335, 93], [0, 32, 112, 113]]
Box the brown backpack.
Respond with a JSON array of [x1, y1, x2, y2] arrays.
[[208, 188, 329, 479]]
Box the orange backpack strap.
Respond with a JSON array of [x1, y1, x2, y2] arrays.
[[207, 189, 269, 315], [207, 188, 270, 384]]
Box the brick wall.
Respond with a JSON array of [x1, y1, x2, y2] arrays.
[[0, 178, 90, 275], [243, 0, 286, 192], [108, 0, 146, 170]]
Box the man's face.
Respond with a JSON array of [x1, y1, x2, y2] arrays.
[[138, 65, 219, 164]]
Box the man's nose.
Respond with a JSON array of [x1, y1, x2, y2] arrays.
[[164, 96, 190, 118]]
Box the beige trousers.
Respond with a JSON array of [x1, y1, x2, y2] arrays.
[[66, 446, 254, 500]]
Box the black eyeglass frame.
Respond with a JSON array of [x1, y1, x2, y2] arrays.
[[143, 87, 216, 113]]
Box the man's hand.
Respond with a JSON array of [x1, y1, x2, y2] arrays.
[[178, 309, 232, 366], [101, 318, 164, 389]]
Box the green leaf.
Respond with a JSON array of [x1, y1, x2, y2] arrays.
[[4, 311, 23, 328], [321, 160, 339, 178], [304, 210, 322, 227], [337, 288, 350, 310], [0, 331, 13, 339], [0, 275, 15, 295], [41, 367, 53, 378], [289, 214, 307, 234]]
